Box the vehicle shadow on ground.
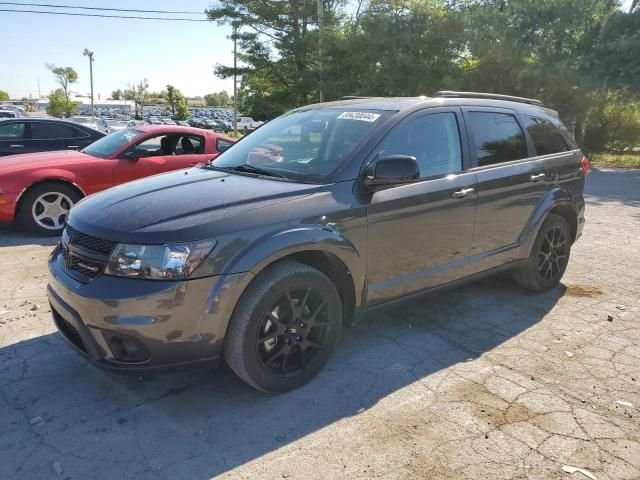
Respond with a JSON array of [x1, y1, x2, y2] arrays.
[[0, 227, 60, 248], [1, 275, 565, 479], [585, 166, 640, 206]]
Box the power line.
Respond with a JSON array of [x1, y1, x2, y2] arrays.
[[0, 2, 203, 14], [0, 8, 209, 21]]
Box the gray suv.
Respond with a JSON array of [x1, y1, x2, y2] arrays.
[[48, 92, 587, 392]]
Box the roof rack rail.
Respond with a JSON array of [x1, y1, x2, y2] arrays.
[[433, 90, 544, 107], [339, 96, 375, 100]]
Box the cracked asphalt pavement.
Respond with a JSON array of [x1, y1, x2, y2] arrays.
[[1, 167, 639, 480]]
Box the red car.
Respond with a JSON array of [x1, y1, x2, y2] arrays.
[[0, 125, 235, 234]]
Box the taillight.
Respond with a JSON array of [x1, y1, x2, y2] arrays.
[[581, 155, 590, 175]]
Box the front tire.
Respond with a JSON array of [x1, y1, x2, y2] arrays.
[[224, 261, 343, 393], [514, 213, 572, 292], [19, 183, 80, 236]]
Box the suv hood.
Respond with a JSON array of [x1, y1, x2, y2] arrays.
[[69, 167, 321, 243]]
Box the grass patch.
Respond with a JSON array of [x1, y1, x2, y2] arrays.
[[590, 152, 640, 168]]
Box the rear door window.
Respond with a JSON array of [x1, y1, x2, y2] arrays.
[[467, 112, 528, 166], [521, 115, 570, 156], [0, 122, 25, 139], [31, 123, 87, 140]]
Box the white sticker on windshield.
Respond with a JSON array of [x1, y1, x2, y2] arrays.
[[337, 111, 381, 122]]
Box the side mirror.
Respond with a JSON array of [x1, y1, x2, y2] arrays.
[[364, 155, 420, 187]]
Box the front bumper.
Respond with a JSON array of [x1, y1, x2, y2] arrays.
[[0, 192, 18, 223], [47, 244, 253, 373]]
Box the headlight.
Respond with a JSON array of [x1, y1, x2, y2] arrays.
[[105, 240, 216, 280]]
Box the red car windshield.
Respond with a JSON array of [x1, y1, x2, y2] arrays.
[[82, 128, 144, 159]]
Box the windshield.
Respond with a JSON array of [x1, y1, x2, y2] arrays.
[[82, 128, 143, 158], [209, 108, 388, 183]]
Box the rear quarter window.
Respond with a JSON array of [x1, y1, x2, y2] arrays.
[[467, 111, 528, 166], [521, 115, 570, 156]]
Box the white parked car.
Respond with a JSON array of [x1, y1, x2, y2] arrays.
[[234, 116, 264, 131], [0, 109, 18, 119], [68, 116, 100, 131], [96, 118, 129, 134]]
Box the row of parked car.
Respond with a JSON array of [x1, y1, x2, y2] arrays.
[[0, 116, 236, 234]]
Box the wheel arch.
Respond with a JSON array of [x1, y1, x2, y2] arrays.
[[15, 178, 86, 220], [225, 227, 364, 326], [519, 186, 579, 258]]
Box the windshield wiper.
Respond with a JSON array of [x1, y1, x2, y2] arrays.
[[222, 164, 288, 179]]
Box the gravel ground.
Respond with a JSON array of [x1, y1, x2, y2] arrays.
[[0, 167, 638, 480]]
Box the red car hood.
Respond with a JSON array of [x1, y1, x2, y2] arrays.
[[0, 150, 94, 175]]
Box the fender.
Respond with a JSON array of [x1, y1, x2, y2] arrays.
[[16, 169, 86, 199], [223, 225, 366, 309], [518, 186, 578, 258], [13, 170, 87, 219]]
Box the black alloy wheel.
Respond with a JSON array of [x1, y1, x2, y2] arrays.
[[256, 286, 331, 378], [224, 261, 342, 393], [537, 226, 569, 281], [514, 213, 572, 292]]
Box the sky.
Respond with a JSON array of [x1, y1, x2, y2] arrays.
[[0, 1, 234, 100]]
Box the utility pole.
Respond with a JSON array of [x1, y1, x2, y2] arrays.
[[232, 22, 238, 134], [83, 49, 95, 118], [317, 0, 324, 103]]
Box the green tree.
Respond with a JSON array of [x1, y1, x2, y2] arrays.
[[165, 85, 189, 120], [111, 89, 124, 100], [46, 88, 79, 117], [207, 0, 338, 115], [46, 64, 78, 104], [125, 79, 149, 119], [0, 90, 9, 101], [204, 91, 231, 107], [323, 0, 466, 99]]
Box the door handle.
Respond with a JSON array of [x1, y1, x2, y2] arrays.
[[530, 173, 546, 182], [9, 144, 24, 148], [452, 187, 475, 199]]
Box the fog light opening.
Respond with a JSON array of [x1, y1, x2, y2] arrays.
[[109, 335, 149, 362]]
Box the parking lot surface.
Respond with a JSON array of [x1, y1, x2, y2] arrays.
[[0, 167, 639, 480]]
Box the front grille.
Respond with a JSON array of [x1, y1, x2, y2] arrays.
[[70, 255, 104, 277], [65, 225, 117, 255], [62, 226, 116, 280]]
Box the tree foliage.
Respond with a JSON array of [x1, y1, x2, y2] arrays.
[[46, 88, 79, 118], [204, 91, 231, 107], [46, 64, 78, 104], [111, 89, 124, 100], [0, 90, 9, 101], [165, 85, 189, 120], [125, 79, 149, 120], [208, 0, 639, 150]]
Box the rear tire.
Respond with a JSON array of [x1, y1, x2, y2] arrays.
[[514, 213, 572, 292], [224, 261, 342, 393], [19, 183, 80, 236]]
